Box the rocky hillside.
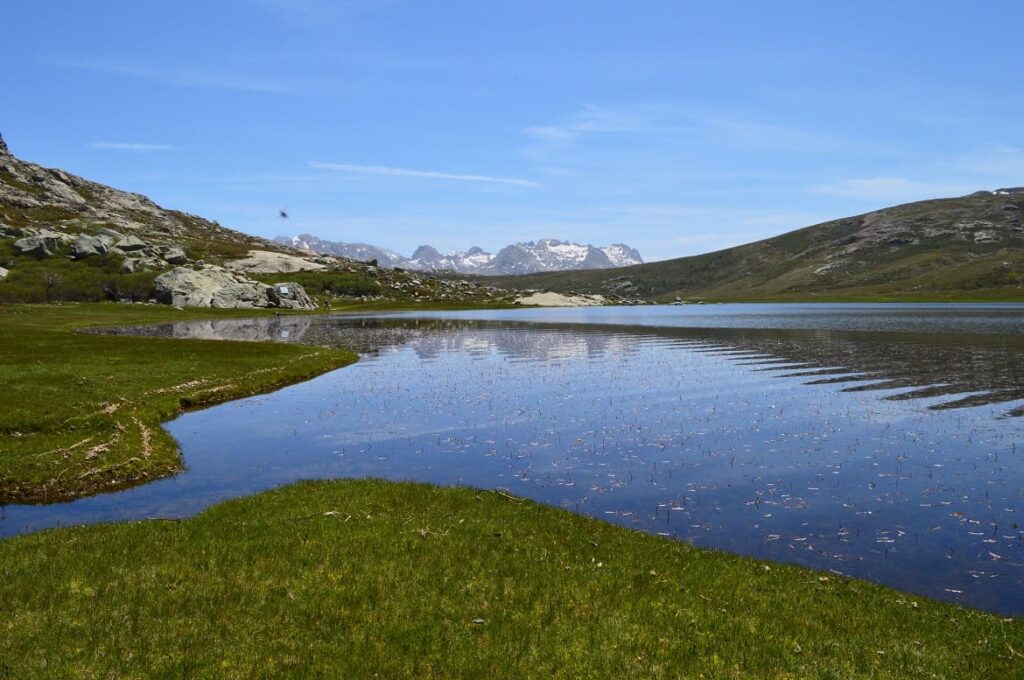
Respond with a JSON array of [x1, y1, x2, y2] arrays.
[[0, 134, 518, 308], [0, 136, 297, 265], [277, 234, 643, 274], [484, 191, 1024, 301]]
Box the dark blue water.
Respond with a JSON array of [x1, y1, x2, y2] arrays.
[[4, 304, 1024, 615]]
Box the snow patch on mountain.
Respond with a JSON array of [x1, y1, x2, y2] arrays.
[[275, 235, 643, 275]]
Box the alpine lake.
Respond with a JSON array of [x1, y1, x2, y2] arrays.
[[4, 303, 1024, 615]]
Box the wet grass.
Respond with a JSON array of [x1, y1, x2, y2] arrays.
[[0, 303, 358, 503], [1, 479, 1022, 677]]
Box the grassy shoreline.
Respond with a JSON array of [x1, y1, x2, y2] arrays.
[[1, 479, 1021, 677], [0, 303, 359, 504]]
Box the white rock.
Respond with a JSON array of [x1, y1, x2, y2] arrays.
[[226, 250, 326, 274]]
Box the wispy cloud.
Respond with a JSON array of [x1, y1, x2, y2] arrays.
[[958, 146, 1024, 178], [89, 142, 175, 152], [521, 103, 880, 160], [49, 59, 295, 94], [813, 176, 972, 202], [308, 161, 539, 188]]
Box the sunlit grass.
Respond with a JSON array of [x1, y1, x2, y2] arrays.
[[1, 479, 1021, 677], [0, 303, 357, 503]]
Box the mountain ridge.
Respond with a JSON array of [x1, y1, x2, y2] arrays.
[[275, 234, 642, 275], [480, 191, 1024, 301]]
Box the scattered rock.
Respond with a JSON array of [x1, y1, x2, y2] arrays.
[[0, 266, 9, 280], [70, 234, 109, 259]]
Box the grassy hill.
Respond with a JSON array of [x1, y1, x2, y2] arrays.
[[484, 191, 1024, 301]]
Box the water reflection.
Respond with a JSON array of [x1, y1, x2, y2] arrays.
[[10, 306, 1024, 616], [102, 313, 1024, 415]]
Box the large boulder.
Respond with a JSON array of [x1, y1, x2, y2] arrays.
[[271, 281, 316, 310], [153, 266, 315, 310], [96, 227, 125, 243], [13, 236, 50, 258], [114, 235, 148, 252], [158, 245, 188, 264], [13, 229, 67, 258], [70, 234, 109, 259]]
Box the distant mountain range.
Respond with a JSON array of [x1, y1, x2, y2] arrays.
[[274, 235, 643, 275]]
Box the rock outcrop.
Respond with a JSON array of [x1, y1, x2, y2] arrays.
[[225, 250, 327, 275], [153, 266, 316, 310], [13, 229, 70, 258]]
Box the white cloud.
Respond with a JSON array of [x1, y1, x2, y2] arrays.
[[813, 176, 972, 202], [959, 147, 1024, 179], [308, 161, 539, 188], [520, 103, 865, 159], [89, 142, 175, 151]]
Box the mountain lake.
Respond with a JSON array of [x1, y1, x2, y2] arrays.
[[3, 303, 1024, 614]]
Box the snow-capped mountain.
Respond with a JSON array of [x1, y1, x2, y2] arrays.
[[280, 234, 407, 268], [274, 235, 643, 275]]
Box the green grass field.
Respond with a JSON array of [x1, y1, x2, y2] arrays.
[[2, 479, 1022, 678], [0, 303, 357, 503]]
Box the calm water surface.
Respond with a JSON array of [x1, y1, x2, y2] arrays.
[[4, 304, 1024, 615]]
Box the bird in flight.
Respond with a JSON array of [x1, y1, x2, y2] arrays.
[[279, 209, 289, 219]]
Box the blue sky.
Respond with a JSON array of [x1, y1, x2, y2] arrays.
[[3, 1, 1023, 261]]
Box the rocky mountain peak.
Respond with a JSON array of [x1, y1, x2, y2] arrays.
[[0, 132, 9, 156], [274, 235, 644, 275], [411, 244, 443, 261]]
